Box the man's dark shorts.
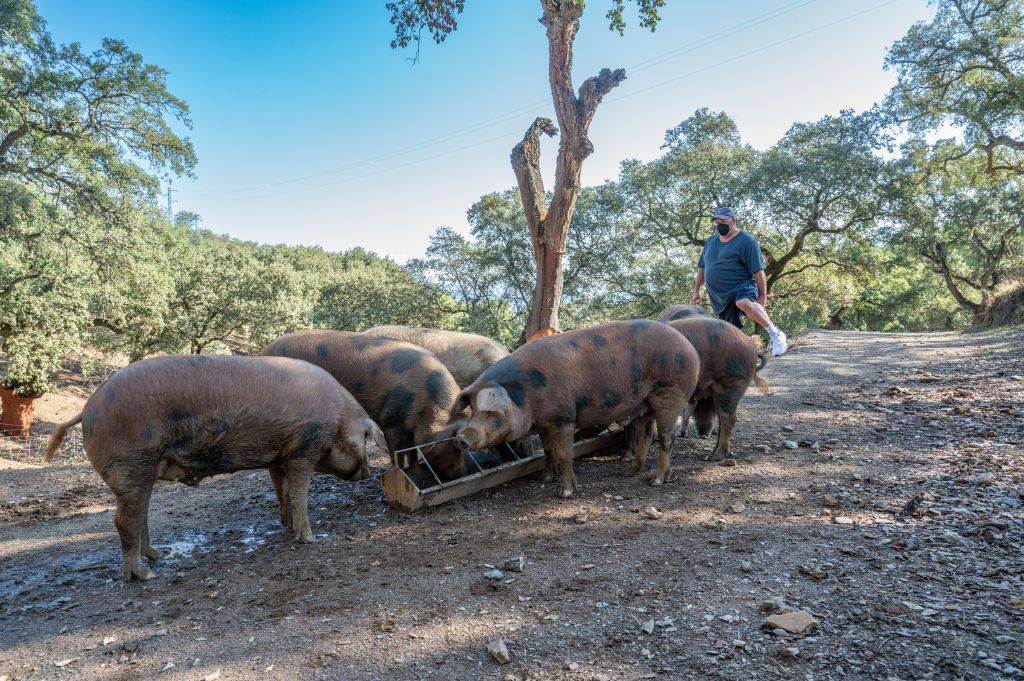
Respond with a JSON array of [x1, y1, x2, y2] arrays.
[[714, 281, 759, 329]]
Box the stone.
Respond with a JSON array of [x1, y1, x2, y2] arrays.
[[782, 425, 795, 433], [729, 503, 746, 514], [783, 440, 798, 450], [766, 610, 816, 635], [642, 619, 655, 634], [502, 556, 525, 573], [487, 639, 510, 665], [483, 569, 504, 580], [641, 507, 662, 520]]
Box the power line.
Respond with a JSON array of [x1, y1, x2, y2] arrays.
[[609, 0, 905, 103], [206, 0, 907, 202], [193, 0, 824, 198]]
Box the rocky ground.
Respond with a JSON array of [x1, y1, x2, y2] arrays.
[[1, 328, 1022, 680]]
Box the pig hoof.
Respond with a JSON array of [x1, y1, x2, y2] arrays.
[[650, 478, 664, 487], [125, 562, 155, 581], [541, 471, 556, 484], [620, 453, 635, 464], [622, 464, 642, 478], [143, 546, 162, 561], [297, 531, 315, 543], [560, 488, 575, 499]]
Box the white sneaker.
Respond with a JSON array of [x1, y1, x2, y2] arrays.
[[770, 331, 788, 356]]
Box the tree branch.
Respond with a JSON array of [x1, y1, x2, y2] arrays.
[[510, 117, 557, 239]]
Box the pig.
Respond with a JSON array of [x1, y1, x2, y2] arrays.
[[44, 355, 381, 581], [450, 320, 700, 498], [656, 304, 713, 323], [628, 317, 768, 462], [363, 325, 509, 388], [262, 330, 467, 481]]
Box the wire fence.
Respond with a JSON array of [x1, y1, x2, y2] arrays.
[[0, 427, 85, 465]]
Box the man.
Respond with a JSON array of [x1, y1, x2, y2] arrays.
[[690, 206, 788, 356]]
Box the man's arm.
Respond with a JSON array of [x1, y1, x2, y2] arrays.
[[691, 268, 705, 306], [754, 269, 767, 308]]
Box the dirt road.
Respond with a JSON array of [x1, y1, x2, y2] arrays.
[[2, 329, 1022, 680]]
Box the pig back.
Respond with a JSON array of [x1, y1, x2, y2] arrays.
[[666, 317, 760, 389], [262, 330, 459, 434], [478, 320, 700, 431], [656, 304, 713, 323], [81, 355, 360, 471], [364, 325, 508, 388]]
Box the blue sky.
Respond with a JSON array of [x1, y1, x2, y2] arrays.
[[39, 0, 932, 262]]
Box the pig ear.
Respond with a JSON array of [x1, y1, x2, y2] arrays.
[[450, 389, 471, 418], [476, 386, 511, 413], [362, 419, 389, 455]]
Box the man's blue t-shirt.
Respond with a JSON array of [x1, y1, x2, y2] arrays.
[[697, 230, 766, 313]]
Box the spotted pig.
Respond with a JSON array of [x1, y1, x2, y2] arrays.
[[44, 355, 379, 580], [451, 320, 700, 497], [655, 304, 713, 323], [629, 317, 767, 461], [262, 330, 467, 481], [363, 325, 509, 388]]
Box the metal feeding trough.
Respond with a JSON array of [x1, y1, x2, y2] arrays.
[[379, 427, 628, 512]]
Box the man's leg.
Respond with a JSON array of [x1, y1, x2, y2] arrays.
[[734, 298, 788, 356]]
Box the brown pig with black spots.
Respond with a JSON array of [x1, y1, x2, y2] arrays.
[[44, 355, 381, 581], [363, 325, 509, 388], [451, 320, 700, 498], [262, 329, 467, 481]]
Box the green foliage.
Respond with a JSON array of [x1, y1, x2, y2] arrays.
[[386, 0, 667, 58], [891, 139, 1024, 314], [606, 0, 666, 34], [0, 0, 194, 389], [1, 330, 69, 395], [747, 110, 887, 288], [885, 0, 1024, 175], [0, 0, 196, 208], [313, 249, 454, 333]]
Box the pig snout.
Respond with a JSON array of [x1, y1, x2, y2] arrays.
[[454, 425, 481, 451]]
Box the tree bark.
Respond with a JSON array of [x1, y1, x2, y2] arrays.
[[511, 1, 625, 344]]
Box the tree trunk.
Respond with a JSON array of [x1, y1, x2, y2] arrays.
[[511, 1, 625, 344], [932, 244, 984, 315]]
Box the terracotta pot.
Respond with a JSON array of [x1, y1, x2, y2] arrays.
[[0, 386, 38, 439]]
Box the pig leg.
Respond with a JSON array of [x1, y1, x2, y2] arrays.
[[111, 481, 156, 581], [678, 403, 694, 437], [650, 409, 681, 486], [621, 412, 652, 467], [142, 521, 161, 562], [541, 428, 578, 498], [269, 464, 291, 528], [384, 428, 411, 469], [622, 412, 653, 478], [709, 393, 740, 461], [644, 390, 686, 486], [541, 438, 559, 483], [281, 462, 315, 542]]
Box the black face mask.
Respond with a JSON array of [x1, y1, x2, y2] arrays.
[[716, 222, 731, 236]]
